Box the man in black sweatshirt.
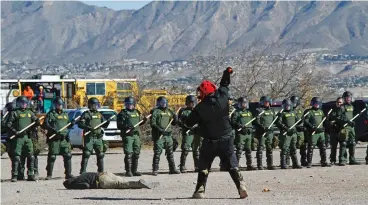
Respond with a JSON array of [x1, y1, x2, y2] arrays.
[[63, 172, 159, 189], [185, 67, 248, 199]]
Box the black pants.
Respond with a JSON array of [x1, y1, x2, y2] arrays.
[[198, 135, 238, 171]]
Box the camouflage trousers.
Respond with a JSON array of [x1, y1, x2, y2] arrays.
[[98, 172, 152, 189]]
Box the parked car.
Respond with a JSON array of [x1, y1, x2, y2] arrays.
[[64, 108, 122, 148]]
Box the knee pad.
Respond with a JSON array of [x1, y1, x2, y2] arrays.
[[13, 155, 21, 163], [258, 146, 264, 151], [63, 153, 72, 160], [341, 141, 347, 147], [83, 151, 91, 158], [27, 154, 35, 161], [97, 153, 105, 159], [48, 155, 57, 161]]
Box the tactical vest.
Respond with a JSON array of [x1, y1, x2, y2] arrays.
[[15, 109, 33, 131], [343, 104, 354, 121], [88, 111, 103, 136], [306, 109, 324, 126], [156, 109, 173, 132], [237, 109, 253, 128], [123, 109, 140, 131], [259, 108, 275, 127], [295, 108, 304, 120], [50, 110, 69, 136], [281, 111, 297, 127]]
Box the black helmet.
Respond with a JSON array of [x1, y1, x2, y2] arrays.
[[53, 97, 64, 110], [16, 96, 29, 109], [342, 91, 353, 104], [185, 95, 197, 106], [156, 96, 168, 109], [290, 96, 300, 108], [88, 97, 100, 111], [310, 97, 322, 109], [229, 95, 234, 101], [124, 96, 135, 110], [260, 96, 272, 107], [237, 97, 248, 109], [3, 102, 16, 114], [282, 99, 293, 111]]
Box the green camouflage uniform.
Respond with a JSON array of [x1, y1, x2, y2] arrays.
[[328, 106, 344, 165], [304, 108, 330, 167], [6, 109, 40, 181], [78, 110, 109, 174], [43, 109, 73, 179], [335, 104, 359, 165], [117, 109, 144, 176], [277, 110, 301, 169], [150, 108, 180, 175], [178, 107, 202, 173], [255, 107, 276, 170], [231, 107, 255, 170]]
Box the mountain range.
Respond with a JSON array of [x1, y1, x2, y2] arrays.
[[1, 1, 368, 63]]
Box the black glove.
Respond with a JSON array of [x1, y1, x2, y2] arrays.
[[316, 127, 324, 133], [348, 121, 355, 127], [266, 127, 273, 132], [163, 131, 172, 136], [287, 129, 296, 136], [296, 125, 304, 132], [34, 119, 41, 126], [86, 126, 94, 131], [142, 116, 148, 124], [14, 131, 22, 138], [65, 136, 70, 142]]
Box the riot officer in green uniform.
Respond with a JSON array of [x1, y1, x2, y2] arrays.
[[328, 97, 344, 165], [336, 91, 360, 165], [78, 97, 111, 174], [231, 97, 256, 170], [363, 103, 368, 165], [150, 96, 180, 176], [290, 96, 308, 166], [277, 99, 303, 169], [254, 96, 276, 170], [304, 97, 331, 168], [1, 102, 24, 178], [43, 97, 75, 179], [117, 96, 147, 177], [6, 96, 41, 182], [178, 95, 201, 173]]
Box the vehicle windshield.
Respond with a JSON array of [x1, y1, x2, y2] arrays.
[[100, 111, 117, 121]]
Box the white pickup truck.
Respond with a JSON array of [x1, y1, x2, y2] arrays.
[[64, 108, 122, 148]]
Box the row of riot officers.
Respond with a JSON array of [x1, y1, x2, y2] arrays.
[[3, 91, 367, 182]]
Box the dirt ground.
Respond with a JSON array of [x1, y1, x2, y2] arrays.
[[1, 145, 368, 205]]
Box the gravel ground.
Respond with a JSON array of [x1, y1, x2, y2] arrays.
[[1, 145, 368, 205]]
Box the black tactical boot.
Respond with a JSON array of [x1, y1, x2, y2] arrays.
[[125, 154, 133, 177], [27, 154, 36, 181], [167, 150, 180, 174], [63, 153, 74, 179], [152, 154, 160, 176], [280, 154, 287, 169], [257, 151, 263, 170], [291, 154, 302, 169], [229, 168, 248, 199], [348, 145, 360, 165], [267, 154, 276, 170], [132, 154, 142, 176], [286, 154, 291, 167], [45, 155, 56, 180], [179, 151, 188, 173], [320, 144, 331, 167], [300, 143, 308, 167], [97, 154, 105, 173], [307, 145, 313, 168], [245, 153, 256, 171], [80, 156, 89, 174], [34, 155, 39, 179], [192, 170, 209, 199], [11, 156, 20, 182], [193, 151, 200, 172]]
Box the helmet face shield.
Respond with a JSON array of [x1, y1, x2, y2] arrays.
[[344, 96, 353, 104], [158, 100, 167, 108], [312, 101, 321, 109], [125, 102, 135, 110], [17, 99, 28, 109]]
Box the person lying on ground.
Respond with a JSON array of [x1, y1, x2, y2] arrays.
[[63, 172, 159, 189]]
